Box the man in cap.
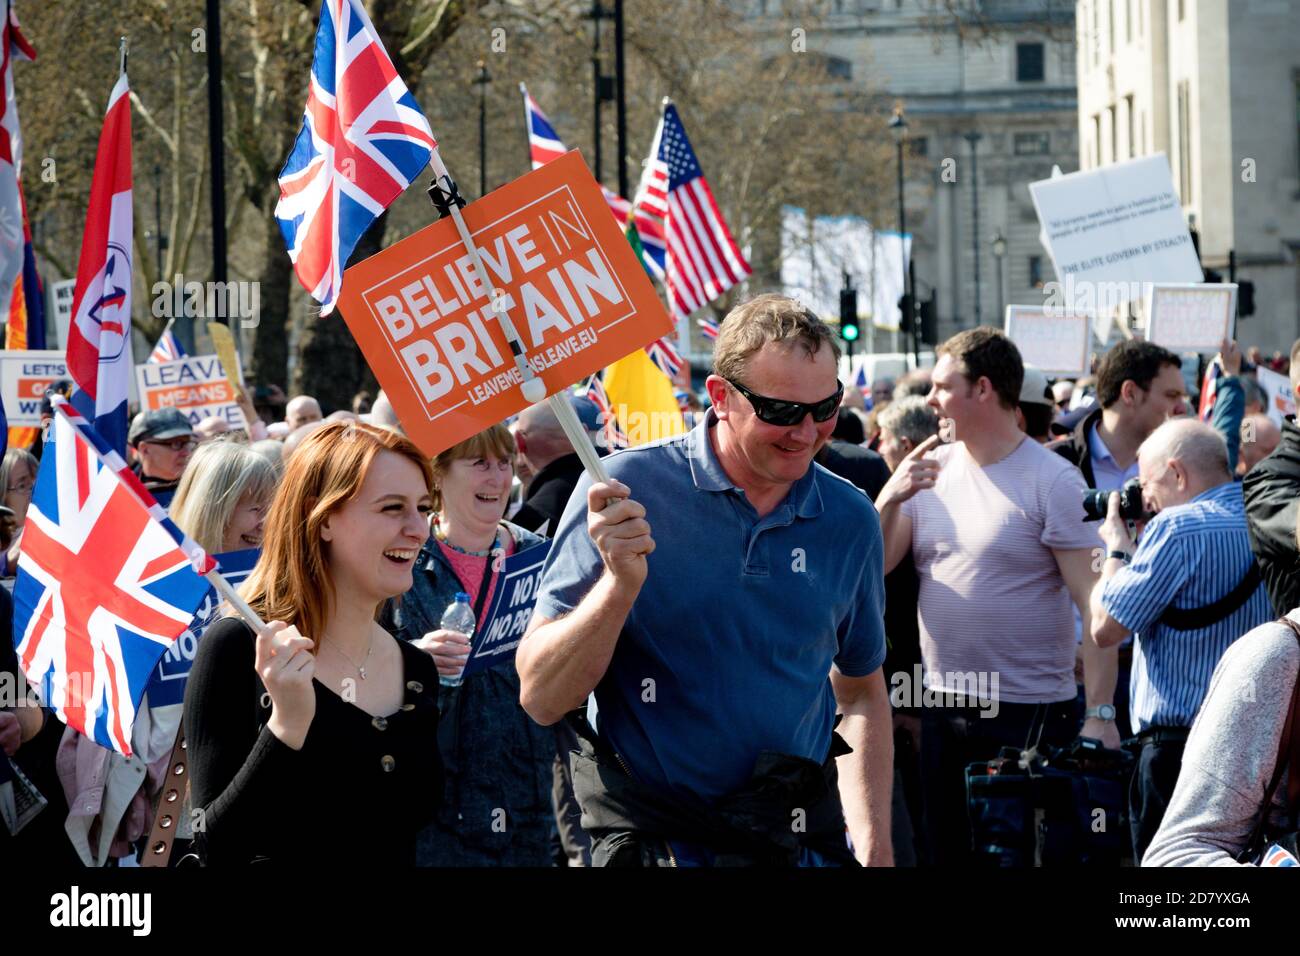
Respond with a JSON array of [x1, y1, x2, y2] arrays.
[[128, 407, 196, 506], [1017, 366, 1056, 444]]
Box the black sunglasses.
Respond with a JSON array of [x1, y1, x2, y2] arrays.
[[725, 378, 844, 427]]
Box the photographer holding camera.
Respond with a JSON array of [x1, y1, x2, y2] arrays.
[[1089, 418, 1273, 860]]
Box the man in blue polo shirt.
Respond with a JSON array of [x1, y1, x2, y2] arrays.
[[517, 294, 892, 867], [1090, 417, 1273, 861]]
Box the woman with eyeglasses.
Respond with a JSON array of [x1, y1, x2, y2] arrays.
[[384, 423, 555, 866], [0, 447, 37, 577]]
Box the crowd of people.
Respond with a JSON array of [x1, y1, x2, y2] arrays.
[[2, 294, 1298, 867]]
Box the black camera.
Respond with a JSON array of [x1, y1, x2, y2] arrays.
[[1082, 477, 1151, 522]]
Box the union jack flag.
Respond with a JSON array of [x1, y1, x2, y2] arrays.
[[148, 319, 186, 364], [1197, 356, 1222, 422], [633, 101, 749, 322], [276, 0, 437, 315], [585, 374, 626, 450], [1261, 844, 1300, 867], [12, 397, 214, 755], [645, 335, 682, 380], [697, 317, 720, 341]]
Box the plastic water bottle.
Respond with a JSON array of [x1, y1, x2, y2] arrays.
[[437, 591, 476, 687]]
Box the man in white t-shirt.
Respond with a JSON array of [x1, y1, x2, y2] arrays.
[[876, 327, 1105, 865]]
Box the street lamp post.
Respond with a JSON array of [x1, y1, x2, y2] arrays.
[[889, 105, 919, 367], [474, 61, 491, 198], [991, 229, 1006, 321], [585, 1, 614, 184], [964, 130, 983, 326]]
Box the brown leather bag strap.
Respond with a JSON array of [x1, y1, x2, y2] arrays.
[[141, 720, 189, 867]]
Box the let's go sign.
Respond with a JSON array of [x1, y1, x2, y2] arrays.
[[336, 150, 672, 456]]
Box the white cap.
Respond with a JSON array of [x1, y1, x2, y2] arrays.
[[1018, 365, 1052, 407]]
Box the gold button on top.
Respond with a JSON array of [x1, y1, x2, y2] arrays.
[[406, 680, 424, 694], [381, 755, 396, 772], [372, 716, 388, 731]]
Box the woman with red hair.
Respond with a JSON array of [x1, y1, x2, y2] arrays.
[[184, 422, 442, 865]]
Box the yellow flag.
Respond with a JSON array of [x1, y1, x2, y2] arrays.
[[602, 348, 686, 447]]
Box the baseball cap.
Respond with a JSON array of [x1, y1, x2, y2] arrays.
[[1018, 366, 1053, 407], [570, 395, 602, 432], [129, 407, 194, 446]]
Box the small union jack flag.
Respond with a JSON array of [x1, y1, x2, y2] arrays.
[[148, 319, 186, 364], [276, 0, 437, 315], [1198, 356, 1223, 422], [585, 374, 627, 450], [697, 317, 719, 341], [645, 336, 682, 380], [12, 397, 214, 755], [1260, 844, 1300, 867]]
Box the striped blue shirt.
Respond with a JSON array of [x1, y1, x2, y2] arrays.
[[1101, 481, 1273, 731]]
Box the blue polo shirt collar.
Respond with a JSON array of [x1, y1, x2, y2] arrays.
[[686, 409, 823, 519]]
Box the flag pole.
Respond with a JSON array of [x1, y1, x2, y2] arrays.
[[205, 569, 267, 631], [119, 36, 128, 76], [423, 148, 610, 486]]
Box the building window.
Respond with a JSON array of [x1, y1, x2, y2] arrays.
[[1109, 106, 1118, 163], [1029, 256, 1044, 289], [1178, 0, 1185, 22], [825, 56, 852, 80], [1014, 132, 1051, 155], [1126, 0, 1133, 43], [908, 136, 928, 157], [1108, 0, 1115, 53], [1093, 114, 1102, 167], [1125, 94, 1135, 158], [1017, 43, 1045, 82]]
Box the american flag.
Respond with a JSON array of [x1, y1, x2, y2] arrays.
[[585, 374, 626, 450], [276, 0, 436, 315], [633, 101, 749, 322], [520, 83, 666, 278], [697, 317, 720, 341], [12, 397, 214, 756], [148, 320, 186, 364], [1197, 356, 1223, 422]]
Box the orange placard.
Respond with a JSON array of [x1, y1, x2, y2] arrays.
[[336, 150, 673, 457]]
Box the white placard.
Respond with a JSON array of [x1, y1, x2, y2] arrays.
[[0, 350, 67, 427], [47, 278, 75, 350], [1145, 283, 1237, 353], [1004, 306, 1094, 377], [1255, 366, 1296, 428], [133, 354, 248, 430], [1030, 154, 1202, 306]]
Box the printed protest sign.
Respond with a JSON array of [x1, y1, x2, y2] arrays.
[[1004, 306, 1094, 377], [463, 540, 552, 678], [134, 354, 249, 430], [0, 350, 67, 427], [336, 150, 673, 457], [145, 548, 260, 707], [48, 279, 75, 350], [1255, 365, 1296, 428], [1145, 283, 1237, 353], [1029, 154, 1202, 304]]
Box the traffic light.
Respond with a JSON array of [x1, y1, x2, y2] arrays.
[[919, 292, 938, 345], [839, 287, 859, 342], [897, 293, 913, 335], [1238, 280, 1255, 317]]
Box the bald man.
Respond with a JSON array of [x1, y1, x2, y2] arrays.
[[285, 395, 323, 431], [1089, 417, 1273, 859], [1238, 414, 1281, 476], [511, 400, 587, 537], [368, 389, 402, 430]]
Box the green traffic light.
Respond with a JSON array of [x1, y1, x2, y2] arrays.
[[841, 325, 859, 341]]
